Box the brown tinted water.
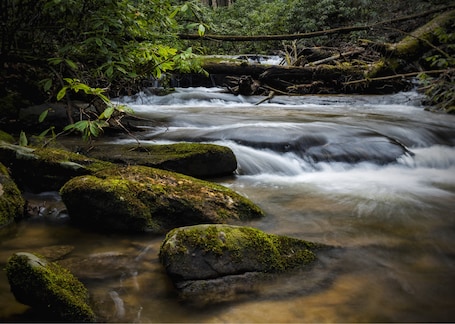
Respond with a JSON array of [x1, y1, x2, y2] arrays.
[[1, 89, 454, 322]]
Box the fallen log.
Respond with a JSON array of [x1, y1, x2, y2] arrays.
[[383, 9, 455, 61]]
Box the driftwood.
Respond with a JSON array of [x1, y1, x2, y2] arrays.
[[190, 8, 455, 96], [306, 49, 365, 66]]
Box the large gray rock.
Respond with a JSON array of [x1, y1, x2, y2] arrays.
[[159, 224, 325, 303], [6, 252, 96, 322], [0, 162, 24, 226], [60, 165, 264, 233]]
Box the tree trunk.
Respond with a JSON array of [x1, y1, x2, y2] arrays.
[[386, 9, 455, 61]]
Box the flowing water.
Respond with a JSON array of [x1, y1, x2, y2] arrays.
[[1, 88, 455, 322]]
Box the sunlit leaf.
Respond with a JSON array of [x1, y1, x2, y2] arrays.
[[100, 106, 115, 119], [56, 87, 67, 101], [198, 24, 206, 37]]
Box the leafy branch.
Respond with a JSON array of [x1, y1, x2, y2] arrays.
[[57, 79, 134, 142]]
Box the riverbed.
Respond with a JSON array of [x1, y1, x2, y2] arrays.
[[1, 88, 454, 322]]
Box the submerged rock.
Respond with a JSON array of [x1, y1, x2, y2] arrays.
[[0, 162, 25, 226], [6, 252, 96, 322], [86, 142, 238, 178], [60, 165, 263, 233], [159, 224, 325, 303]]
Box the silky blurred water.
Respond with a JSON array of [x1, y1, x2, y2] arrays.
[[1, 88, 454, 322]]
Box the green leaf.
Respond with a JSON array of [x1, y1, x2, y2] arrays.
[[63, 124, 75, 132], [116, 66, 127, 74], [19, 131, 28, 147], [198, 24, 206, 37], [39, 127, 52, 137], [106, 65, 114, 77], [38, 109, 50, 123], [73, 120, 89, 132], [169, 8, 179, 19], [65, 59, 78, 70], [56, 86, 68, 101], [89, 121, 101, 137], [100, 106, 115, 119], [98, 93, 110, 104], [48, 58, 63, 65], [43, 79, 53, 92]]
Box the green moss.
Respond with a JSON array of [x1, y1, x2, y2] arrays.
[[95, 165, 264, 221], [61, 165, 263, 233], [86, 142, 237, 178], [162, 225, 321, 273], [0, 131, 15, 144], [60, 174, 155, 232], [0, 162, 25, 226], [6, 252, 95, 322], [135, 142, 230, 161], [33, 146, 113, 172]]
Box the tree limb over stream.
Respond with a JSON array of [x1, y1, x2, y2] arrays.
[[186, 8, 455, 109]]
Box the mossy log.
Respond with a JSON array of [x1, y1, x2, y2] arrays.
[[386, 9, 455, 61]]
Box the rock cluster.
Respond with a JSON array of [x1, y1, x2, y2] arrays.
[[0, 138, 327, 320]]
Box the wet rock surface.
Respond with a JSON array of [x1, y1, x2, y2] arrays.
[[60, 165, 263, 233], [6, 252, 96, 322], [0, 162, 25, 226], [159, 224, 327, 303], [85, 142, 238, 178]]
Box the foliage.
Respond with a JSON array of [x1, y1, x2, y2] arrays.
[[1, 0, 208, 96], [58, 78, 134, 142], [208, 0, 289, 53], [419, 24, 455, 113], [1, 0, 209, 140]]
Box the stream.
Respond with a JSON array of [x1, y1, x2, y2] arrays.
[[1, 87, 455, 322]]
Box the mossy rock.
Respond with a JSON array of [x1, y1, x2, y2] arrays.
[[6, 252, 96, 322], [85, 142, 238, 178], [0, 130, 15, 144], [0, 141, 113, 192], [159, 224, 326, 303], [0, 162, 25, 227], [60, 165, 263, 233]]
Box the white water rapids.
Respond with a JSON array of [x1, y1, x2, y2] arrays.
[[1, 87, 454, 322]]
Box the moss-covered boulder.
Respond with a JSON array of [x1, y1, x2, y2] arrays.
[[85, 142, 238, 178], [6, 252, 96, 322], [159, 224, 325, 303], [60, 165, 263, 233], [0, 162, 25, 226], [0, 141, 112, 192]]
